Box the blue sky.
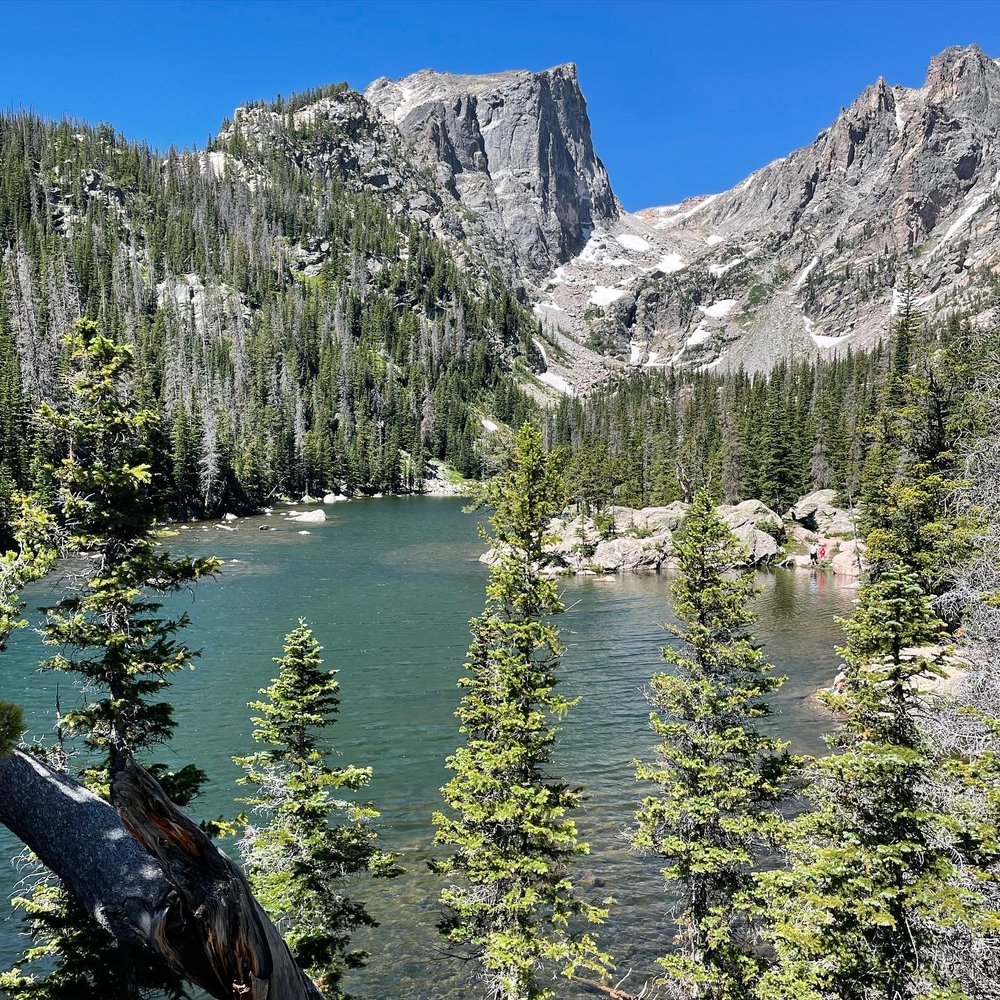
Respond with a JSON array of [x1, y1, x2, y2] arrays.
[[2, 0, 999, 209]]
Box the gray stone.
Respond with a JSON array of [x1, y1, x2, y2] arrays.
[[289, 509, 327, 524], [731, 524, 782, 565], [366, 64, 620, 278]]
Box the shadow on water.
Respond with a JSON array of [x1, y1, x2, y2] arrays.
[[0, 499, 856, 997]]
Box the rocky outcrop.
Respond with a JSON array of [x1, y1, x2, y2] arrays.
[[830, 538, 865, 578], [365, 65, 620, 278], [786, 489, 857, 537], [537, 45, 1000, 382]]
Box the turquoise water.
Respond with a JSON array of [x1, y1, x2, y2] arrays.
[[0, 498, 855, 997]]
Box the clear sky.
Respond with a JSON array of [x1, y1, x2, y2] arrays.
[[2, 0, 999, 210]]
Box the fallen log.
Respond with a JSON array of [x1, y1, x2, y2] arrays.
[[0, 748, 323, 1000]]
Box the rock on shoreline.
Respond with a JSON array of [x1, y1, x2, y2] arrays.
[[481, 489, 864, 578]]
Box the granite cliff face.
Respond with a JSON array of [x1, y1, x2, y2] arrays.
[[537, 45, 1000, 381], [365, 64, 620, 279]]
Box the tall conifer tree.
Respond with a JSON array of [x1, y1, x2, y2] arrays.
[[633, 489, 789, 1000], [236, 620, 399, 998], [432, 423, 610, 1000]]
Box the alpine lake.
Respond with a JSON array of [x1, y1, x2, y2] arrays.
[[0, 497, 857, 998]]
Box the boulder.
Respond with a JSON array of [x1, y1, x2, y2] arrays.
[[589, 534, 672, 573], [636, 502, 689, 532], [323, 492, 346, 504], [719, 499, 783, 535], [289, 509, 327, 524], [546, 514, 599, 556], [300, 494, 318, 505], [787, 489, 855, 537], [222, 512, 237, 522], [731, 524, 782, 565], [787, 489, 838, 521], [830, 539, 865, 578], [605, 505, 642, 530]]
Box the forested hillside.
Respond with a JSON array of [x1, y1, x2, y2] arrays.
[[0, 101, 537, 522], [551, 305, 989, 516]]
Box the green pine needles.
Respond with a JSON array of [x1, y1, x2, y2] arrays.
[[2, 318, 217, 999], [632, 489, 790, 1000], [432, 423, 611, 1000], [759, 564, 992, 1000], [236, 620, 399, 998], [39, 319, 219, 777]]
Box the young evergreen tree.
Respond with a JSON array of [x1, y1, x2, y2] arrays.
[[758, 564, 991, 1000], [632, 489, 790, 1000], [432, 422, 610, 1000], [236, 619, 399, 998], [1, 319, 217, 999]]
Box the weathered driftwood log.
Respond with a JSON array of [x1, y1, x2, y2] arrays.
[[0, 749, 323, 1000]]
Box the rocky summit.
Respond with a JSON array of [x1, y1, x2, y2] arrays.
[[365, 64, 620, 281], [6, 45, 1000, 411], [530, 45, 1000, 384]]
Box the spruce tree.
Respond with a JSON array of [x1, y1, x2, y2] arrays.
[[432, 422, 610, 1000], [236, 620, 398, 998], [2, 319, 217, 999], [632, 489, 789, 1000], [758, 565, 990, 1000]]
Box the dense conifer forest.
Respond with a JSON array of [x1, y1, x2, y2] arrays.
[[0, 108, 536, 524]]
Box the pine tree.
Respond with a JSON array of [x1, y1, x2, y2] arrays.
[[432, 423, 610, 1000], [758, 565, 989, 1000], [2, 319, 217, 999], [632, 489, 789, 1000], [236, 620, 399, 998]]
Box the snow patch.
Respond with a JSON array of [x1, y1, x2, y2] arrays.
[[645, 351, 661, 367], [649, 193, 720, 228], [532, 300, 564, 315], [615, 233, 651, 252], [589, 286, 626, 306], [654, 253, 686, 274], [537, 371, 575, 396], [697, 356, 724, 372], [794, 256, 820, 288], [687, 322, 713, 348], [935, 169, 1000, 251], [709, 257, 742, 278], [805, 315, 850, 348], [705, 234, 724, 247], [698, 299, 737, 319], [531, 337, 549, 367], [629, 341, 644, 365], [481, 417, 499, 433]]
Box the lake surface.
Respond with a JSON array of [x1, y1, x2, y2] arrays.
[[0, 497, 855, 997]]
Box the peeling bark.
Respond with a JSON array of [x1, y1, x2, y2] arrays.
[[0, 749, 323, 1000]]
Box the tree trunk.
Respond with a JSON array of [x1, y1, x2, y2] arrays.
[[0, 749, 323, 1000]]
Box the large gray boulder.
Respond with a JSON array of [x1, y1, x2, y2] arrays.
[[636, 502, 690, 533], [289, 509, 327, 524], [719, 499, 783, 535], [787, 489, 856, 537], [589, 534, 672, 573], [731, 524, 782, 565], [830, 539, 865, 578]]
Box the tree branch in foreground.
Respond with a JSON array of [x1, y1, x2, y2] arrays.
[[0, 748, 323, 1000]]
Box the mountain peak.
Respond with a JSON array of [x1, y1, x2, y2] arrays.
[[365, 63, 619, 278]]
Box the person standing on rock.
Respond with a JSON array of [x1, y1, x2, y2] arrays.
[[809, 542, 819, 565]]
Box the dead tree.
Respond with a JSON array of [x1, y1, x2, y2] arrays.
[[0, 748, 324, 1000]]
